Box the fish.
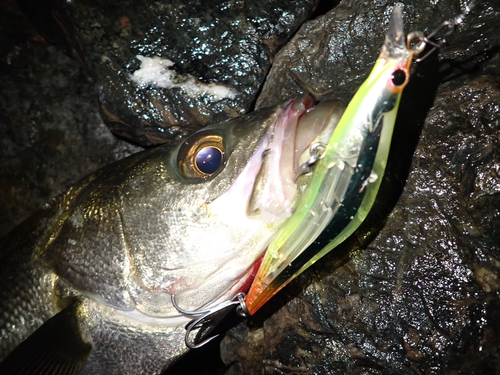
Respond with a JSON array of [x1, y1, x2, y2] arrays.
[[0, 95, 345, 374], [246, 5, 427, 314]]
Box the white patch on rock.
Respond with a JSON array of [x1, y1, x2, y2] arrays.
[[131, 55, 237, 100]]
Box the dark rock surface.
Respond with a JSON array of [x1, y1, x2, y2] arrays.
[[222, 0, 500, 374], [1, 0, 500, 374], [0, 1, 142, 238], [19, 0, 318, 146]]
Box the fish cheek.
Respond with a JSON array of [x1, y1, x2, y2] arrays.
[[120, 182, 218, 296], [37, 196, 137, 311]]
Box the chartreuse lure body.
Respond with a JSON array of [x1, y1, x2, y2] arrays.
[[246, 6, 425, 314]]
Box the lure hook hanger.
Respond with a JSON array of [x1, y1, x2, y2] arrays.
[[296, 142, 327, 176], [411, 0, 477, 62], [171, 292, 249, 349]]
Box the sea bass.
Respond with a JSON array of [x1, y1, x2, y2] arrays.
[[0, 96, 344, 374]]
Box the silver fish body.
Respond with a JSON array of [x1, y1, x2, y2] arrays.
[[0, 96, 345, 374]]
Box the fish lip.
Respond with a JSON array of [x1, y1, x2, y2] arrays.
[[202, 253, 265, 309], [248, 95, 345, 222]]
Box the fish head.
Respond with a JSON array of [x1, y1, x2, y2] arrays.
[[120, 95, 345, 317]]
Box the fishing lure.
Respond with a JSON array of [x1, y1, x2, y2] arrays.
[[244, 3, 470, 314]]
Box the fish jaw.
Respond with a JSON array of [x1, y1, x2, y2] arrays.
[[210, 97, 346, 227]]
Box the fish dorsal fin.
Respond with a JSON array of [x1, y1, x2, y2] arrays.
[[0, 303, 92, 375]]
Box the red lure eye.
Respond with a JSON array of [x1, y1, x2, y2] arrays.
[[391, 69, 407, 86]]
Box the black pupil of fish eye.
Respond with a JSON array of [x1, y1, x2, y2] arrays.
[[195, 146, 222, 175], [391, 69, 406, 86]]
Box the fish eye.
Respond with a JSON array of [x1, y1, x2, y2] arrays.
[[391, 69, 406, 86], [177, 133, 225, 179], [195, 146, 223, 175]]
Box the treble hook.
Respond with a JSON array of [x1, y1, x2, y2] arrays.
[[411, 0, 477, 62], [171, 292, 249, 349]]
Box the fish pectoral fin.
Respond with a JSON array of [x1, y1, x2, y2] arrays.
[[0, 303, 92, 375]]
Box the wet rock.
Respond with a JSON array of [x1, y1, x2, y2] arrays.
[[222, 0, 500, 374], [2, 0, 500, 373], [0, 1, 141, 237], [221, 323, 264, 375], [20, 0, 318, 146]]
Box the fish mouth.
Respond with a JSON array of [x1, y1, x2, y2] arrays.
[[212, 95, 344, 225], [247, 95, 345, 223]]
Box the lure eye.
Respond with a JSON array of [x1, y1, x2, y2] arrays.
[[391, 69, 407, 86], [177, 132, 225, 179], [195, 146, 223, 175]]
